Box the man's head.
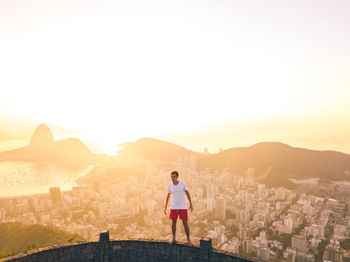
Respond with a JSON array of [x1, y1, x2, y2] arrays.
[[171, 171, 179, 183]]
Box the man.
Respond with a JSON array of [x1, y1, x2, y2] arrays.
[[164, 170, 193, 245]]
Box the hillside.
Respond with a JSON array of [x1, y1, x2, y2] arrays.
[[200, 142, 350, 183], [117, 139, 350, 186], [0, 222, 84, 257], [117, 137, 200, 161]]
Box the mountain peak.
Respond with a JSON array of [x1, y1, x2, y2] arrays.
[[29, 124, 54, 148], [249, 141, 292, 150]]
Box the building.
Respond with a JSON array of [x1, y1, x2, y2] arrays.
[[215, 196, 226, 220], [296, 252, 315, 262], [50, 187, 61, 203], [292, 235, 307, 252], [323, 243, 344, 262]]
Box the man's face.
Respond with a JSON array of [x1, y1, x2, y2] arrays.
[[171, 173, 178, 183]]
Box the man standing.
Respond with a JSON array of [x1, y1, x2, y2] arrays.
[[164, 170, 193, 245]]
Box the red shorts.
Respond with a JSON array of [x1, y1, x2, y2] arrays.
[[169, 209, 188, 220]]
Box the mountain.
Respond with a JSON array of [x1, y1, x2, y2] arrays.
[[0, 222, 83, 257], [0, 124, 94, 166], [29, 123, 54, 148], [117, 137, 200, 161], [117, 138, 350, 186], [204, 141, 350, 178]]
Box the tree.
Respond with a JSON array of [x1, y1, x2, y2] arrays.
[[316, 240, 329, 262], [341, 239, 350, 250]]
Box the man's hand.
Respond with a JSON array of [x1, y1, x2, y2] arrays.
[[164, 193, 170, 216], [185, 191, 193, 212]]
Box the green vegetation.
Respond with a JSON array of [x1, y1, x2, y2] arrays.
[[226, 210, 235, 220], [316, 240, 329, 262], [23, 244, 36, 254], [268, 232, 291, 248], [0, 223, 84, 257], [294, 219, 307, 235], [260, 172, 297, 190], [341, 239, 350, 250], [280, 194, 299, 216], [0, 251, 15, 259], [265, 227, 292, 248], [325, 222, 334, 239]]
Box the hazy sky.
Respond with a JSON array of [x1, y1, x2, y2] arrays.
[[1, 0, 350, 154]]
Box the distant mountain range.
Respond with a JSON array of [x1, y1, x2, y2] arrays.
[[0, 124, 94, 166], [117, 138, 350, 186], [2, 125, 350, 187]]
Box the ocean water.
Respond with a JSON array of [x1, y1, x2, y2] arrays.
[[0, 161, 92, 197]]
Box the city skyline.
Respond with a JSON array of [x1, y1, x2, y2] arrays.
[[2, 154, 350, 261]]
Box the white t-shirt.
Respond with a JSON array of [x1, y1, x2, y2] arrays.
[[168, 181, 188, 209]]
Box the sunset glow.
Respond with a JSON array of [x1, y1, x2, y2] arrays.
[[1, 0, 350, 154], [2, 1, 350, 259]]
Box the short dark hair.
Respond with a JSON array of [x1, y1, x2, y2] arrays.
[[171, 171, 179, 177]]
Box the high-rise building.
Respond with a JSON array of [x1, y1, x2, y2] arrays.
[[206, 184, 216, 199], [236, 209, 250, 224], [243, 239, 251, 254], [188, 154, 197, 170], [239, 224, 246, 240], [215, 196, 226, 220], [258, 184, 265, 197], [276, 187, 287, 200], [207, 198, 214, 212], [50, 187, 61, 203], [323, 243, 344, 262], [296, 252, 315, 262], [292, 235, 307, 252]]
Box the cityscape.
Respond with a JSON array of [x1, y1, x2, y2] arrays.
[[1, 0, 350, 261], [1, 152, 350, 261]]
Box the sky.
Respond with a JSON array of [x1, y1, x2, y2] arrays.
[[0, 0, 350, 154]]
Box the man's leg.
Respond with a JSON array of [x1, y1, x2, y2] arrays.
[[182, 220, 192, 245], [170, 219, 177, 244], [169, 209, 178, 245]]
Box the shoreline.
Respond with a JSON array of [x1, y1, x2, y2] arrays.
[[0, 187, 78, 200], [0, 162, 94, 200]]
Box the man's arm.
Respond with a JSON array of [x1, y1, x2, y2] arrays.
[[164, 193, 171, 215], [185, 190, 193, 212]]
